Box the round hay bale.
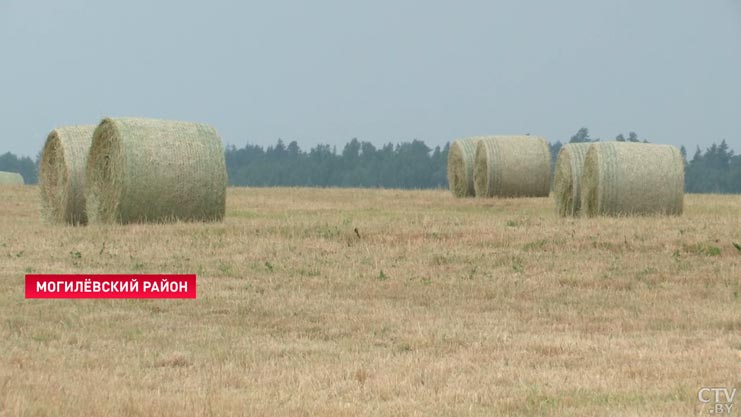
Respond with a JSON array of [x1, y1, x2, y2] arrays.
[[447, 137, 481, 197], [580, 142, 684, 217], [473, 135, 551, 198], [39, 125, 97, 225], [86, 117, 227, 224], [553, 143, 591, 217], [0, 171, 24, 185]]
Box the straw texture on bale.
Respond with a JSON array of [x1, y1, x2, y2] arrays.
[[553, 143, 591, 217], [473, 135, 551, 198], [0, 171, 24, 185], [447, 137, 481, 197], [39, 125, 97, 225], [86, 117, 227, 224], [580, 142, 684, 217]]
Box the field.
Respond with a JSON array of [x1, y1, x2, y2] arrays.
[[1, 185, 739, 416]]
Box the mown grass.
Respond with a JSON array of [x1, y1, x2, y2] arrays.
[[0, 185, 739, 416]]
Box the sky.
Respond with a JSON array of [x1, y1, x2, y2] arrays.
[[1, 0, 740, 158]]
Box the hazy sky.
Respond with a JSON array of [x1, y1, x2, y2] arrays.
[[2, 0, 740, 157]]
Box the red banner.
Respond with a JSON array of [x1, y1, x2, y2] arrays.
[[25, 274, 197, 299]]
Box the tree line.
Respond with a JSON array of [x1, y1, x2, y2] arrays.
[[225, 139, 448, 189], [1, 127, 738, 193]]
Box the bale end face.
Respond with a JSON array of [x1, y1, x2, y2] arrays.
[[447, 138, 479, 197], [39, 125, 96, 225], [86, 119, 123, 224], [580, 145, 603, 217], [39, 134, 67, 222], [473, 140, 492, 197], [553, 143, 591, 217]]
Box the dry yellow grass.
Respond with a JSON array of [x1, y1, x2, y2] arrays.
[[1, 186, 740, 416]]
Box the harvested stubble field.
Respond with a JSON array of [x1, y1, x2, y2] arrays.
[[1, 186, 740, 417]]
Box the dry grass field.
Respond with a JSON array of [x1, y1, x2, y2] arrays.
[[1, 185, 739, 416]]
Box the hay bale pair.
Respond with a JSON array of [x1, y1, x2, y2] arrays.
[[0, 171, 24, 185], [554, 142, 684, 217], [40, 118, 227, 225], [448, 135, 551, 198]]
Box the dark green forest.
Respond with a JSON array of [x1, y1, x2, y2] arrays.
[[225, 139, 449, 189], [2, 128, 739, 193]]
